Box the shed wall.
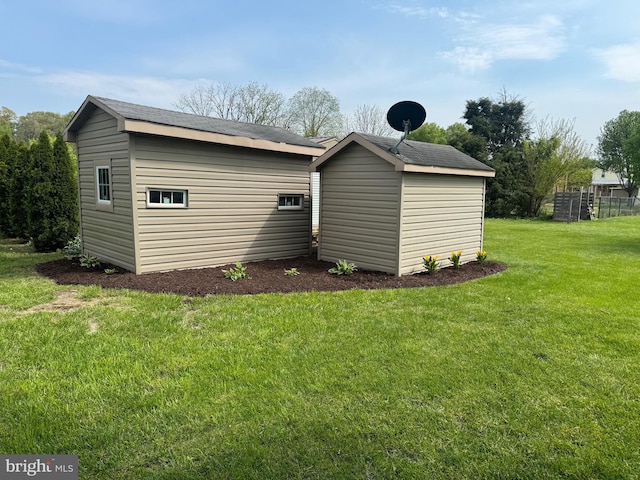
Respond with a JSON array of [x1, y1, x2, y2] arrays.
[[76, 108, 136, 271], [318, 144, 401, 274], [399, 173, 486, 275], [132, 135, 311, 273]]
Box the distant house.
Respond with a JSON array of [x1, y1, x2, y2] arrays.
[[310, 133, 495, 276], [591, 168, 633, 198], [64, 96, 325, 274]]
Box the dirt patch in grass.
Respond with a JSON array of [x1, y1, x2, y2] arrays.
[[23, 290, 100, 313], [36, 256, 506, 296]]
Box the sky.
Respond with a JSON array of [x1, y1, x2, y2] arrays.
[[2, 0, 640, 150]]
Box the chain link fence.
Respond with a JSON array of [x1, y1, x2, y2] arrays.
[[595, 196, 640, 219]]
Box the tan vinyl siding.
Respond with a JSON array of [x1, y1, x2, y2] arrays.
[[76, 108, 135, 271], [133, 135, 311, 273], [399, 173, 485, 275], [318, 144, 401, 274]]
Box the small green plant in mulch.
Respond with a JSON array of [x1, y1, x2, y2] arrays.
[[284, 268, 300, 276], [79, 254, 101, 269], [422, 255, 439, 274], [104, 268, 117, 275], [449, 250, 463, 269], [476, 250, 487, 264], [222, 262, 250, 281], [62, 235, 82, 260], [328, 259, 358, 275]]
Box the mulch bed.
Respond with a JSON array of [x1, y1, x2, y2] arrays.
[[35, 255, 507, 296]]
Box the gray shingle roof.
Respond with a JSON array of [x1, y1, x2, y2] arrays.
[[358, 133, 494, 172], [92, 96, 321, 149]]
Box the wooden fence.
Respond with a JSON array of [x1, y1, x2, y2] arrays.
[[553, 191, 594, 222]]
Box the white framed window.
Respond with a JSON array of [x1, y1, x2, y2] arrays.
[[96, 166, 111, 203], [278, 194, 304, 210], [146, 189, 188, 208]]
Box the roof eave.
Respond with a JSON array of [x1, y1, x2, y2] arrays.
[[63, 95, 126, 143], [310, 132, 405, 172], [123, 119, 325, 156], [399, 164, 496, 177]]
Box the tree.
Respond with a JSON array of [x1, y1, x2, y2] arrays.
[[407, 122, 447, 144], [522, 136, 562, 217], [534, 117, 593, 192], [463, 92, 531, 217], [343, 104, 394, 137], [51, 132, 79, 245], [0, 107, 17, 137], [7, 140, 29, 238], [26, 131, 77, 251], [15, 111, 74, 143], [174, 84, 217, 116], [444, 123, 488, 163], [175, 82, 289, 127], [597, 110, 640, 198], [287, 87, 342, 137], [0, 134, 11, 235]]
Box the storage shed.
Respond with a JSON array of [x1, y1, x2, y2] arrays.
[[64, 96, 325, 274], [310, 132, 495, 276]]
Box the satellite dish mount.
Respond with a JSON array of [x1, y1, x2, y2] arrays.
[[386, 101, 426, 154]]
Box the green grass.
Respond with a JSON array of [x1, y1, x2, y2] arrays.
[[1, 218, 640, 479]]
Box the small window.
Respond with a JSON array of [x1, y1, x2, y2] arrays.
[[147, 189, 188, 208], [278, 194, 304, 210], [96, 166, 111, 204]]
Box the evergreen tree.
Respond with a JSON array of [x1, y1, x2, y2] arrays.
[[8, 141, 30, 239], [463, 94, 530, 217], [26, 131, 58, 251], [51, 132, 79, 245], [0, 134, 10, 236]]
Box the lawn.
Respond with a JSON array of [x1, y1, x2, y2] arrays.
[[1, 218, 639, 479]]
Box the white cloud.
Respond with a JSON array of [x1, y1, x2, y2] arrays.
[[41, 71, 199, 109], [440, 15, 566, 72], [595, 42, 640, 82], [0, 58, 42, 74], [384, 4, 449, 19]]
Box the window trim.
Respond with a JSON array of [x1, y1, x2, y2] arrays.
[[94, 160, 113, 212], [146, 188, 188, 208], [277, 194, 304, 210]]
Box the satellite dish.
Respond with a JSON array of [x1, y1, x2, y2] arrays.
[[386, 101, 426, 153]]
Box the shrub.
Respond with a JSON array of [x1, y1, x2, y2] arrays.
[[328, 260, 358, 275], [284, 268, 300, 276], [222, 262, 250, 281]]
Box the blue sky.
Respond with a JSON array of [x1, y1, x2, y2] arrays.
[[2, 0, 639, 149]]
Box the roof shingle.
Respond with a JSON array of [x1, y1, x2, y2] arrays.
[[358, 133, 494, 172], [90, 96, 321, 149]]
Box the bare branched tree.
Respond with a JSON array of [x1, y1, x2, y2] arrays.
[[174, 82, 288, 127], [342, 104, 394, 137], [174, 84, 216, 117], [532, 116, 595, 194], [234, 82, 288, 126]]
